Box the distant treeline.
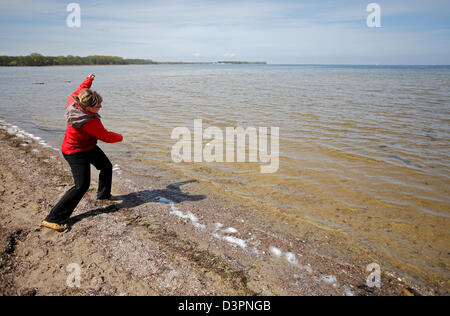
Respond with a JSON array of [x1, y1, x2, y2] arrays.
[[0, 53, 156, 66], [0, 53, 267, 66]]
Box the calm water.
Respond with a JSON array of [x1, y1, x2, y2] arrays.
[[1, 64, 449, 284]]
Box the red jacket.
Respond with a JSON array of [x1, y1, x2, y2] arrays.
[[61, 77, 123, 155]]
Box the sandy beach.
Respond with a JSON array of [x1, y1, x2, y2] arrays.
[[0, 122, 444, 296]]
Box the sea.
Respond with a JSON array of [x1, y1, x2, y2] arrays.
[[0, 64, 449, 286]]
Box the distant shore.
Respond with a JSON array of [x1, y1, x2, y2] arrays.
[[0, 53, 266, 67]]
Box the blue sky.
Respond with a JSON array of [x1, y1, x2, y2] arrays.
[[0, 0, 449, 64]]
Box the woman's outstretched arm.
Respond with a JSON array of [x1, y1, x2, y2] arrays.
[[67, 74, 95, 107], [73, 74, 95, 95]]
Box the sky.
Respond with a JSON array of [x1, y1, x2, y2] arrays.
[[0, 0, 449, 64]]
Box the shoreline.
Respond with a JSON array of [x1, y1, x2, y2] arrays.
[[0, 122, 442, 296]]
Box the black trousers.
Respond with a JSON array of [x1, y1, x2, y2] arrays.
[[45, 146, 113, 224]]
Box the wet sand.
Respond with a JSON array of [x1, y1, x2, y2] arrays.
[[0, 125, 442, 296]]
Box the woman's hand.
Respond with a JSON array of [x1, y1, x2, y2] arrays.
[[88, 73, 95, 79]]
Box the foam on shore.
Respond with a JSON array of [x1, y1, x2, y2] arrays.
[[154, 194, 356, 295], [0, 120, 59, 152]]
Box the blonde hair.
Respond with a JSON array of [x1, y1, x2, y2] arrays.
[[71, 89, 103, 110]]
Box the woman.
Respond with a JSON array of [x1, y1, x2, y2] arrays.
[[42, 74, 123, 232]]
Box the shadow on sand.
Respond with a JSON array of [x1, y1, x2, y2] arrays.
[[67, 180, 206, 228]]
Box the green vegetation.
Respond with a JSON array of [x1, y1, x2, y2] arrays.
[[0, 53, 267, 66], [0, 53, 155, 66]]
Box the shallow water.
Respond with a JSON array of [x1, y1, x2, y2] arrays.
[[0, 64, 449, 285]]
